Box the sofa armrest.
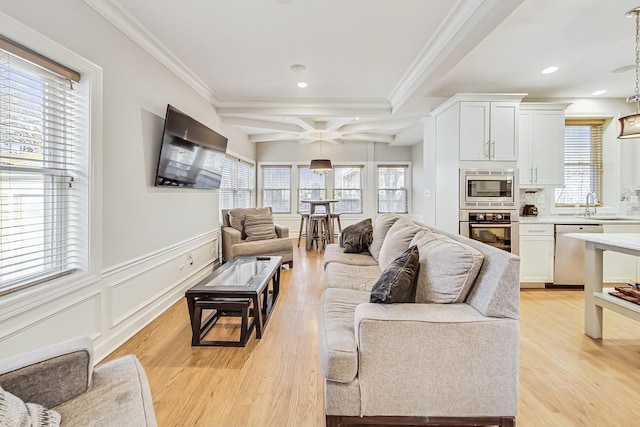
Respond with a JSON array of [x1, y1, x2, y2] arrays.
[[221, 226, 242, 262], [0, 336, 94, 408], [275, 224, 289, 238], [353, 303, 519, 417]]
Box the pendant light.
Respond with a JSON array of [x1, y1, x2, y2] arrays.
[[309, 133, 333, 171], [619, 6, 640, 139]]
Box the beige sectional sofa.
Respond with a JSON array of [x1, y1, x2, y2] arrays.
[[318, 214, 520, 427]]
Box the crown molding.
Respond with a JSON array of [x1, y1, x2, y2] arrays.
[[83, 0, 220, 105], [216, 97, 392, 117], [388, 0, 524, 114]]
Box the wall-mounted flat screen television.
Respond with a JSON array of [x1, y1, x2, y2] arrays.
[[154, 104, 228, 189]]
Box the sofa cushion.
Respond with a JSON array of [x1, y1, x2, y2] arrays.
[[370, 245, 420, 303], [324, 262, 381, 291], [368, 214, 401, 262], [378, 218, 426, 270], [411, 230, 484, 303], [339, 218, 373, 253], [323, 244, 379, 269], [54, 355, 156, 427], [244, 213, 278, 241], [228, 207, 270, 239], [0, 385, 61, 426], [318, 288, 371, 383]]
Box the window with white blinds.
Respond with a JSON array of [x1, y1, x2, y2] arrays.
[[220, 156, 254, 210], [334, 166, 362, 214], [378, 165, 408, 213], [0, 45, 83, 294], [555, 120, 604, 206], [262, 166, 291, 213], [298, 167, 326, 213]]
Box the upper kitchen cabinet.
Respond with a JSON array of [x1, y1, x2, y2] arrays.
[[518, 103, 570, 188], [459, 101, 520, 161]]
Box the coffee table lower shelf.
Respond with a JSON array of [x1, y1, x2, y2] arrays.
[[192, 298, 255, 347]]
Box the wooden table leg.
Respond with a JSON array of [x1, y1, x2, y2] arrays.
[[305, 215, 314, 250], [253, 294, 264, 338]]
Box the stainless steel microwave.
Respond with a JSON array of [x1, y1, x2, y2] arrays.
[[460, 169, 517, 209]]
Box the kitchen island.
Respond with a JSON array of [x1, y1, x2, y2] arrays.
[[566, 233, 640, 339]]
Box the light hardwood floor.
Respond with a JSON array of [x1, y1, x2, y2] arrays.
[[105, 245, 640, 427]]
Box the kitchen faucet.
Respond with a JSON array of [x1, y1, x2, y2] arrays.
[[585, 191, 598, 217]]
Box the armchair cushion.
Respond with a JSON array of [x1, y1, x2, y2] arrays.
[[411, 230, 484, 304], [339, 218, 373, 253], [244, 213, 278, 241], [370, 245, 419, 303], [0, 386, 61, 426], [228, 207, 270, 238]]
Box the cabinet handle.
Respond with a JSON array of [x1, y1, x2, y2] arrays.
[[485, 141, 490, 159], [491, 140, 495, 158], [534, 167, 538, 183], [528, 229, 547, 233]]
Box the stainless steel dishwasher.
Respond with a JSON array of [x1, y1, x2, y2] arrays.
[[553, 224, 603, 286]]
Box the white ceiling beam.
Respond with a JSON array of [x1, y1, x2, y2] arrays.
[[325, 117, 354, 131], [293, 117, 318, 131], [249, 133, 302, 143], [339, 118, 420, 134], [341, 133, 395, 144], [297, 138, 316, 145], [222, 117, 303, 132]]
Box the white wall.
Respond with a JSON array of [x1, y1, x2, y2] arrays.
[[411, 141, 425, 222], [0, 1, 236, 360]]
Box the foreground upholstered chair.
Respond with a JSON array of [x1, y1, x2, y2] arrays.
[[221, 207, 294, 266], [0, 337, 157, 426], [318, 215, 520, 427]]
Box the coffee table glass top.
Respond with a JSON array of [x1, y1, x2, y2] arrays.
[[206, 258, 270, 288]]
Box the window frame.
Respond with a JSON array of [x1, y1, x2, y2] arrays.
[[332, 165, 363, 214], [297, 166, 327, 213], [259, 164, 292, 214], [376, 163, 410, 214], [0, 17, 102, 304], [554, 119, 605, 208], [219, 154, 255, 211]]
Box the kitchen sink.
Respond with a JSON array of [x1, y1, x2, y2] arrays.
[[574, 215, 637, 221]]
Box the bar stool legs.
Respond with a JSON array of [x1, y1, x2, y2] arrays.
[[308, 214, 329, 249], [298, 213, 310, 247], [330, 213, 342, 238]]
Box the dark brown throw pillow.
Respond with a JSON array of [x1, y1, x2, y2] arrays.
[[339, 218, 373, 253], [370, 245, 420, 303]]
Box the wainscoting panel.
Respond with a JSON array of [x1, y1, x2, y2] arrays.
[[0, 292, 102, 358]]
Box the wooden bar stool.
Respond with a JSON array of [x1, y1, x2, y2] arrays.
[[298, 213, 310, 247], [330, 213, 342, 238], [309, 213, 329, 249]]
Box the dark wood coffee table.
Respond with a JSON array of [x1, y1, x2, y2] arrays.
[[185, 255, 282, 346]]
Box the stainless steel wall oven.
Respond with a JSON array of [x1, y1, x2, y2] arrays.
[[459, 210, 519, 255]]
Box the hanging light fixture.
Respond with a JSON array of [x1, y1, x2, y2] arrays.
[[619, 6, 640, 139], [309, 133, 333, 171]]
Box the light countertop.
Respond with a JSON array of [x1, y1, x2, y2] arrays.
[[565, 233, 640, 252], [519, 215, 640, 225]]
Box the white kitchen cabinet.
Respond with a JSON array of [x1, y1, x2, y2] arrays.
[[519, 104, 569, 188], [519, 223, 554, 287], [459, 101, 519, 162], [602, 224, 640, 283]]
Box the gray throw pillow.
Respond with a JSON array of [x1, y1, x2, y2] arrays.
[[339, 218, 373, 253], [244, 213, 278, 241], [0, 386, 61, 427], [370, 245, 420, 303]]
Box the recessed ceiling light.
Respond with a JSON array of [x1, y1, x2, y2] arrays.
[[297, 82, 308, 88], [592, 90, 607, 96], [542, 66, 559, 74], [290, 64, 307, 73]]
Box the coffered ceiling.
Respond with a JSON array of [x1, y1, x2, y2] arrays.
[[85, 0, 640, 145]]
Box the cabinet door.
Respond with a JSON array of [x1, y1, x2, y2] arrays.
[[489, 102, 518, 161], [459, 101, 490, 161], [519, 235, 554, 284], [518, 110, 533, 185], [530, 110, 565, 186]]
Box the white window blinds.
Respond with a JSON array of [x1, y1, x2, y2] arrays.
[[0, 47, 83, 293], [262, 166, 291, 213], [555, 120, 604, 206], [298, 167, 326, 213], [378, 165, 408, 213], [333, 166, 362, 214], [220, 156, 254, 210]]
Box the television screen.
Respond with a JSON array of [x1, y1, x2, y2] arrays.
[[155, 104, 228, 189]]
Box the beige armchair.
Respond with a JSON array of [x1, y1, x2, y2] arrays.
[[221, 207, 294, 267]]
